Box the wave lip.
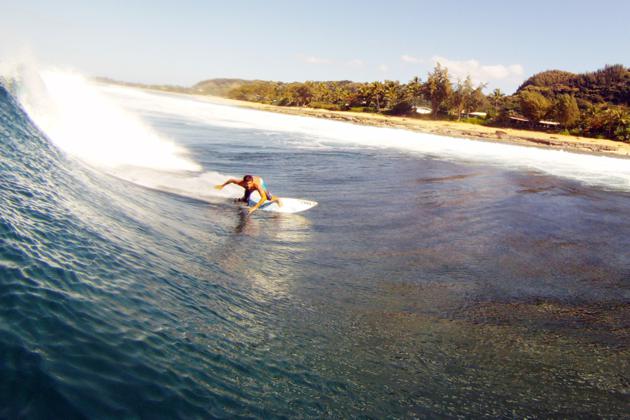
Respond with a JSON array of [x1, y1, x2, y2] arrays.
[[14, 68, 200, 172]]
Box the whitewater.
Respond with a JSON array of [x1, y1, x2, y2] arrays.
[[1, 67, 628, 417]]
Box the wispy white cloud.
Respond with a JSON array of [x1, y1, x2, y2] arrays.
[[378, 64, 389, 73], [431, 55, 524, 86], [401, 54, 422, 63]]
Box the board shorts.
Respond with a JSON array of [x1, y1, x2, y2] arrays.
[[260, 178, 274, 200]]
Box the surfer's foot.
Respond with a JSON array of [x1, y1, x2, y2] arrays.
[[273, 198, 283, 207]]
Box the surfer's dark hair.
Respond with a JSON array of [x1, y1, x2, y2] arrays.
[[243, 175, 253, 182]]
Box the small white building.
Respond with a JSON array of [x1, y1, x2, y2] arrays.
[[509, 116, 529, 124], [415, 107, 432, 115], [539, 120, 560, 127]]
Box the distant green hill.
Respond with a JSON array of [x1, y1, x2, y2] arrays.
[[95, 76, 263, 97], [191, 78, 255, 97], [516, 65, 630, 106], [93, 77, 190, 94]]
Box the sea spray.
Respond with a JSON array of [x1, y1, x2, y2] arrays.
[[111, 167, 244, 201], [14, 67, 201, 172]]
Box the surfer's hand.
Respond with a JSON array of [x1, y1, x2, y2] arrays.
[[248, 207, 256, 215]]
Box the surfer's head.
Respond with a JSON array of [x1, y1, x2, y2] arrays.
[[243, 175, 254, 188]]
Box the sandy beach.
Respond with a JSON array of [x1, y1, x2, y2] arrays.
[[202, 95, 630, 158]]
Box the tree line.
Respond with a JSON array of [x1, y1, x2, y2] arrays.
[[225, 64, 630, 142]]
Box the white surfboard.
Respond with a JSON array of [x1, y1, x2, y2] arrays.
[[247, 195, 317, 213]]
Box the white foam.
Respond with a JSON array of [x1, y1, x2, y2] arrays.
[[112, 168, 243, 201]]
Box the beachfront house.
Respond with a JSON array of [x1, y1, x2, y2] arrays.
[[509, 115, 530, 126], [539, 120, 560, 128], [509, 115, 561, 131]]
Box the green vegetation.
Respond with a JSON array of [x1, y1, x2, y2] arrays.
[[224, 64, 630, 142], [554, 94, 580, 128], [423, 63, 452, 117], [512, 64, 630, 140], [581, 104, 630, 142], [449, 76, 486, 121], [519, 91, 552, 124], [516, 65, 630, 106]]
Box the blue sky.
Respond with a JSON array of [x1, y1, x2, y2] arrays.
[[2, 0, 629, 93]]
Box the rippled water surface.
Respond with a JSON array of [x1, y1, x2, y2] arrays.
[[0, 76, 629, 418]]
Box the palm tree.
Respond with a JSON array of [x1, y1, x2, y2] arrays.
[[490, 88, 505, 110], [424, 63, 452, 118], [370, 81, 385, 112], [407, 76, 423, 109]]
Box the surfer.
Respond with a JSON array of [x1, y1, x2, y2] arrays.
[[215, 175, 280, 214]]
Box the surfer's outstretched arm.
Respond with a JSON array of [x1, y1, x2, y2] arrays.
[[215, 178, 242, 190]]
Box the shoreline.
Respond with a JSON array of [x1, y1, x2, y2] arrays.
[[209, 96, 630, 159], [125, 84, 630, 159]]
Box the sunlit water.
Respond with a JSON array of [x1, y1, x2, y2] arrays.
[[0, 69, 628, 418]]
